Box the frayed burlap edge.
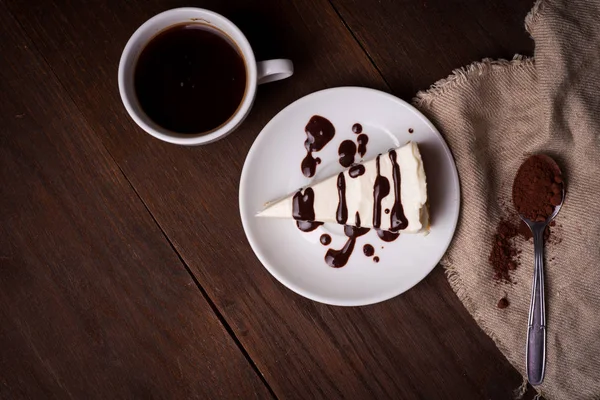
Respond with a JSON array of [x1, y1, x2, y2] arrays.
[[412, 0, 544, 108], [412, 55, 535, 108], [525, 0, 546, 34], [411, 54, 541, 398]]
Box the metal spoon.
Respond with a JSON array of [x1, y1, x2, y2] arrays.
[[514, 155, 565, 386]]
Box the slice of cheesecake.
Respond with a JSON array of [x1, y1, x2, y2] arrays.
[[258, 141, 429, 233]]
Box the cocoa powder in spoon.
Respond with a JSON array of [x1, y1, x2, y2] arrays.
[[513, 155, 563, 222]]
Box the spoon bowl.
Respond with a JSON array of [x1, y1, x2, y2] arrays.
[[517, 154, 565, 226]]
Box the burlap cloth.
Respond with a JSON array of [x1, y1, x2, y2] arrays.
[[412, 1, 600, 398]]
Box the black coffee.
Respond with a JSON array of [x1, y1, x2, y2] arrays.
[[134, 24, 247, 134]]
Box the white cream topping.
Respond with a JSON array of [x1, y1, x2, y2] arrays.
[[257, 141, 428, 233]]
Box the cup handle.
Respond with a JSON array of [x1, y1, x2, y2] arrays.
[[256, 59, 293, 85]]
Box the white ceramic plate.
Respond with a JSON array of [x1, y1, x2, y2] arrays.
[[239, 87, 459, 306]]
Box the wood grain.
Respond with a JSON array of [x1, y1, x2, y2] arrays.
[[3, 0, 538, 398], [0, 4, 271, 399], [330, 0, 534, 100]]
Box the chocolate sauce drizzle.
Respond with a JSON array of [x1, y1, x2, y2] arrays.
[[372, 155, 390, 229], [296, 220, 323, 232], [325, 223, 370, 268], [301, 155, 321, 178], [320, 234, 331, 245], [338, 140, 356, 168], [336, 173, 348, 224], [375, 228, 399, 242], [349, 164, 365, 178], [357, 134, 368, 158], [293, 135, 408, 266], [301, 115, 335, 177], [354, 211, 362, 227], [352, 123, 362, 134], [346, 224, 369, 243], [388, 150, 408, 231], [292, 188, 316, 221]]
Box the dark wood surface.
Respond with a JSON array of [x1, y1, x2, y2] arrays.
[[0, 4, 270, 399], [0, 0, 537, 398]]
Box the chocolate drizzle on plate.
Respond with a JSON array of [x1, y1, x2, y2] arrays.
[[292, 188, 316, 221], [336, 173, 348, 224], [372, 154, 390, 228], [352, 123, 362, 134], [408, 128, 414, 134], [349, 164, 365, 178], [338, 140, 356, 168], [345, 224, 369, 242], [375, 228, 399, 242], [357, 134, 368, 158], [301, 154, 321, 178], [363, 244, 374, 257], [320, 234, 331, 245], [389, 150, 408, 231], [301, 115, 335, 177], [325, 224, 370, 268], [296, 220, 323, 232]]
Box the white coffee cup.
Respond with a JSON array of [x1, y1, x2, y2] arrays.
[[118, 7, 293, 146]]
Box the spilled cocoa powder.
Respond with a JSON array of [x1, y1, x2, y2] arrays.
[[489, 219, 520, 283], [497, 297, 509, 309], [489, 154, 564, 284], [489, 218, 556, 283]]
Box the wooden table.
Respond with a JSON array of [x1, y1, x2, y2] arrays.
[[0, 0, 537, 398]]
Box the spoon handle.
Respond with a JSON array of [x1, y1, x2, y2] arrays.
[[526, 226, 546, 386]]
